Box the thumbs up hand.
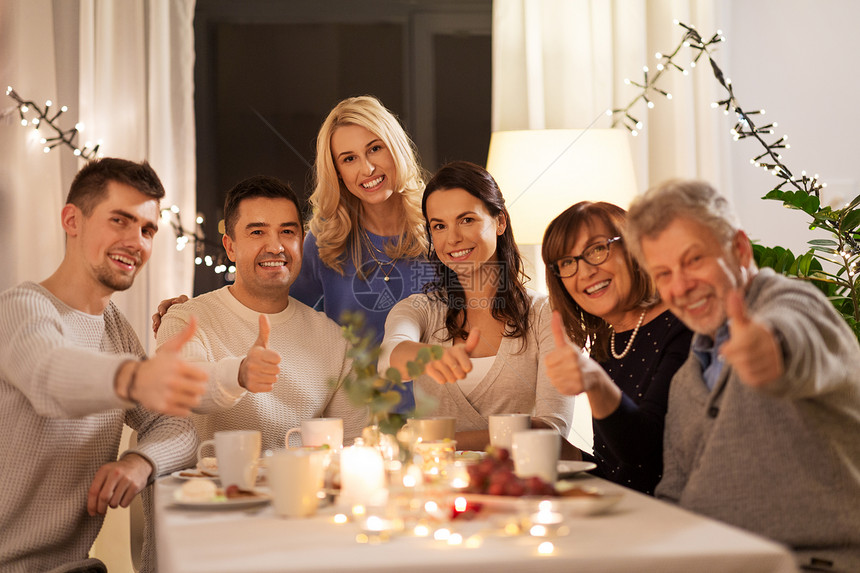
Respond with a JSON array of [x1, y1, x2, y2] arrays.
[[238, 314, 281, 392], [720, 289, 784, 387], [131, 317, 208, 417], [544, 312, 589, 396], [425, 329, 481, 384]]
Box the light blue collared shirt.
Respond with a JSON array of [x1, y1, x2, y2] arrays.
[[691, 323, 731, 391]]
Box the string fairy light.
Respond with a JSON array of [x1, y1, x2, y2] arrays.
[[159, 207, 234, 277], [4, 86, 101, 159], [4, 86, 230, 277], [611, 21, 860, 336]]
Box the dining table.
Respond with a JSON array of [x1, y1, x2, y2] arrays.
[[155, 469, 799, 573]]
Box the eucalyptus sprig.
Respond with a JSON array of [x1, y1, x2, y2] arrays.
[[336, 310, 442, 435]]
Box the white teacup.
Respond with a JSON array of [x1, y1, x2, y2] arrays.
[[511, 429, 560, 483], [197, 430, 261, 489], [405, 416, 456, 443], [285, 418, 343, 450], [268, 449, 326, 518], [488, 413, 531, 451]]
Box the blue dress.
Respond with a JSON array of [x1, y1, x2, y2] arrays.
[[291, 230, 435, 412]]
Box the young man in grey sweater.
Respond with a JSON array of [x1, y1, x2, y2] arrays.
[[0, 158, 207, 572], [626, 179, 860, 572]]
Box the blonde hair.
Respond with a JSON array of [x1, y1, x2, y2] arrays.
[[307, 95, 428, 274]]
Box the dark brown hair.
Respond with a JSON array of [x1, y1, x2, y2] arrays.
[[67, 158, 165, 214], [223, 175, 302, 238], [541, 201, 657, 362], [422, 161, 531, 344]]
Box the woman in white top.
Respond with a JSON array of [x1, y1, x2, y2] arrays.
[[378, 161, 575, 451]]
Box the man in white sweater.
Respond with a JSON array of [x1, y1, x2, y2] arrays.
[[155, 176, 367, 452], [0, 158, 207, 572]]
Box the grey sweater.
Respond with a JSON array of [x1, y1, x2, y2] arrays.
[[0, 282, 199, 572], [656, 269, 860, 571]]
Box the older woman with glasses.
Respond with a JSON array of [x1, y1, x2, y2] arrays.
[[542, 201, 692, 494]]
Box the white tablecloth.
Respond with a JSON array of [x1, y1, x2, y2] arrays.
[[155, 475, 798, 573]]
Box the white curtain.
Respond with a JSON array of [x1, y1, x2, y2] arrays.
[[492, 0, 730, 192], [0, 0, 197, 352], [80, 0, 197, 351]]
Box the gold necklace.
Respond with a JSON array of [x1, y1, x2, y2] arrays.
[[360, 229, 399, 282], [609, 308, 648, 360]]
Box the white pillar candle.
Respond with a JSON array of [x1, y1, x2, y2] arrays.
[[340, 445, 388, 508]]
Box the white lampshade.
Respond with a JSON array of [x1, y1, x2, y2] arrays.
[[485, 129, 638, 245]]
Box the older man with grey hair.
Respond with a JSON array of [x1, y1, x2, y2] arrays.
[[625, 179, 860, 571]]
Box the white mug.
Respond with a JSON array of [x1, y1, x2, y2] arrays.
[[285, 418, 343, 450], [404, 416, 456, 443], [268, 449, 326, 518], [488, 413, 531, 451], [197, 430, 261, 489], [512, 429, 560, 483]]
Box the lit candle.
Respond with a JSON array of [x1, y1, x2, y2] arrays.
[[339, 446, 388, 508]]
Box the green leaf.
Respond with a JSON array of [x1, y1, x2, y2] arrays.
[[808, 239, 838, 246], [385, 367, 402, 385], [841, 209, 860, 232], [802, 195, 821, 216], [429, 345, 444, 360], [416, 346, 432, 363], [406, 360, 424, 378]]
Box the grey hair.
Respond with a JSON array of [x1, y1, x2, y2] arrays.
[[625, 179, 742, 262]]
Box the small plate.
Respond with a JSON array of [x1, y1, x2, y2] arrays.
[[557, 460, 597, 476], [171, 470, 219, 481], [172, 490, 271, 510], [458, 486, 622, 517]]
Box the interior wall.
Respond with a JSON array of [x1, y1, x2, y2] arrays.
[[724, 0, 860, 255]]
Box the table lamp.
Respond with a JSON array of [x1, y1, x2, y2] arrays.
[[485, 128, 638, 246]]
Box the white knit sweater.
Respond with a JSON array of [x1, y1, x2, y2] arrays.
[[0, 282, 199, 573], [155, 287, 368, 452]]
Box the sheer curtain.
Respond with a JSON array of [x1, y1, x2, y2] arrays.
[[492, 0, 730, 193], [79, 0, 197, 351], [491, 0, 728, 452]]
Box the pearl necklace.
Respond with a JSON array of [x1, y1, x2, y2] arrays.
[[609, 308, 648, 360]]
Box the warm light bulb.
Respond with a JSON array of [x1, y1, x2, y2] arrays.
[[655, 52, 662, 59], [45, 100, 52, 107], [73, 149, 81, 156], [32, 118, 40, 125], [631, 130, 639, 137], [39, 138, 46, 144], [690, 61, 696, 68], [195, 257, 203, 265], [196, 216, 204, 224], [75, 122, 85, 132], [170, 204, 180, 213], [43, 147, 50, 153], [538, 541, 554, 555], [61, 105, 68, 112], [642, 66, 649, 73], [333, 513, 348, 524], [228, 265, 236, 273], [666, 93, 673, 100], [647, 102, 655, 109], [21, 105, 29, 112], [21, 119, 28, 126], [656, 63, 664, 71]]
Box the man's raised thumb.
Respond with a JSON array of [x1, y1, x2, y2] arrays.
[[255, 314, 271, 349], [726, 290, 751, 332]]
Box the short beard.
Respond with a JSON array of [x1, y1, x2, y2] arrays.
[[94, 263, 136, 292]]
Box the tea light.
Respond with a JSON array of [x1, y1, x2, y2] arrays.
[[355, 512, 395, 544], [529, 500, 564, 537], [340, 445, 388, 507]]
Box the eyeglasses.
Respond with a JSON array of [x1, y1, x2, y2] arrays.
[[551, 236, 622, 278]]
